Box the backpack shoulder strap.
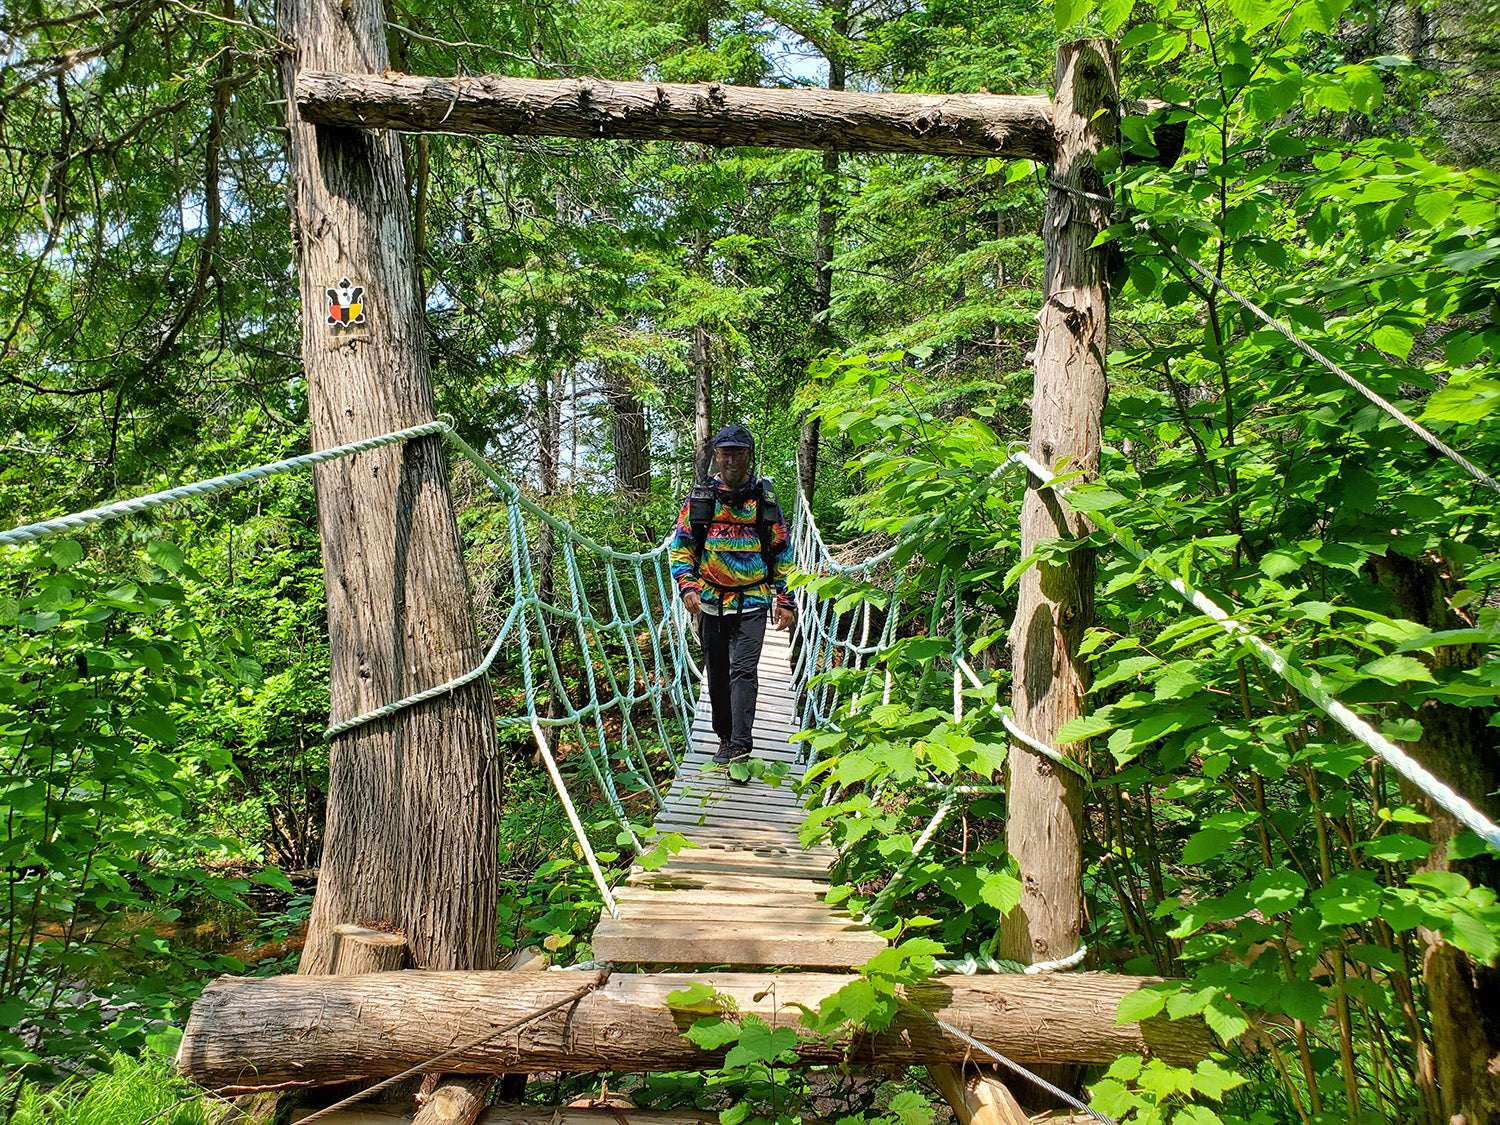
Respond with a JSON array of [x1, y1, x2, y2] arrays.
[[754, 478, 783, 584], [688, 483, 716, 571]]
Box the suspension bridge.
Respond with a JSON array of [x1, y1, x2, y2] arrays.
[[7, 410, 1499, 1125]]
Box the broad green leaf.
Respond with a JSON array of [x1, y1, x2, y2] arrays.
[[1361, 654, 1436, 685], [684, 1016, 743, 1049], [145, 540, 186, 574], [887, 1090, 935, 1125], [47, 539, 84, 569], [666, 981, 724, 1014], [1184, 827, 1234, 865], [1054, 0, 1094, 32], [1369, 324, 1414, 359], [1450, 912, 1500, 963], [1115, 985, 1173, 1024], [253, 867, 295, 894], [1360, 833, 1432, 863], [1227, 0, 1296, 34], [1056, 713, 1115, 744], [1243, 869, 1307, 914], [1277, 979, 1326, 1023]]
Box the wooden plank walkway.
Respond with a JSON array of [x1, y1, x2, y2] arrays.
[[591, 627, 886, 969]]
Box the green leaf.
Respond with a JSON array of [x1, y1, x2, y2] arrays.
[[979, 871, 1022, 913], [1369, 324, 1414, 359], [665, 981, 724, 1014], [126, 706, 178, 745], [723, 1016, 797, 1068], [1360, 833, 1432, 863], [1054, 0, 1094, 32], [1227, 0, 1295, 33], [684, 1015, 743, 1049], [145, 540, 186, 574], [1361, 654, 1436, 685], [888, 1090, 935, 1125], [1116, 984, 1174, 1024], [1277, 979, 1326, 1023], [254, 867, 295, 894], [1184, 828, 1234, 865], [1068, 488, 1128, 512], [1259, 550, 1303, 579], [1443, 245, 1500, 273], [1243, 869, 1307, 915], [48, 539, 84, 569], [1056, 713, 1115, 744], [1450, 912, 1500, 963]]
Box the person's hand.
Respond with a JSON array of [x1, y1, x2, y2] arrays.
[[772, 603, 795, 632], [683, 589, 702, 617]]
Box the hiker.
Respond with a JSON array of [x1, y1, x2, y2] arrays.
[[671, 424, 797, 765]]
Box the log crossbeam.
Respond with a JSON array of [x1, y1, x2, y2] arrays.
[[178, 969, 1212, 1092], [294, 72, 1056, 160]]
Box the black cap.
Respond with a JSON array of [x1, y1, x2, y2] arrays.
[[710, 424, 755, 452]]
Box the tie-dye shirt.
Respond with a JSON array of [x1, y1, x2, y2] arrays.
[[671, 478, 796, 616]]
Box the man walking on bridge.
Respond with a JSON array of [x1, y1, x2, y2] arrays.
[[672, 424, 797, 766]]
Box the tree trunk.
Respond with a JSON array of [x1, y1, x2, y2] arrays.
[[277, 0, 500, 979], [295, 72, 1055, 160], [178, 970, 1213, 1090], [1001, 39, 1116, 971], [693, 323, 712, 485], [797, 32, 844, 504], [607, 367, 651, 496], [1369, 549, 1500, 1125]]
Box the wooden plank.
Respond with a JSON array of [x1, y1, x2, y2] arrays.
[[591, 922, 885, 967], [666, 799, 806, 816], [625, 872, 833, 894], [655, 856, 830, 875], [612, 886, 833, 908], [666, 840, 834, 859], [657, 810, 807, 832], [662, 794, 806, 813], [651, 858, 830, 880], [664, 786, 804, 806], [609, 903, 859, 925]]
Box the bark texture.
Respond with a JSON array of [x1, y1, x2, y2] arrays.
[[606, 368, 651, 496], [1000, 40, 1117, 971], [1370, 549, 1500, 1125], [296, 72, 1055, 160], [178, 970, 1212, 1090], [693, 323, 712, 484], [277, 0, 501, 978]]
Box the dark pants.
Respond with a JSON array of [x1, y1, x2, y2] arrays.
[[700, 609, 767, 751]]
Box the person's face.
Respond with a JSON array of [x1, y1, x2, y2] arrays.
[[713, 444, 751, 484]]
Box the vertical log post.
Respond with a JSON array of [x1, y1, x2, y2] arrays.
[[277, 0, 501, 1117], [1001, 38, 1117, 977]]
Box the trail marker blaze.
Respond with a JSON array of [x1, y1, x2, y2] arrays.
[[326, 277, 366, 327]]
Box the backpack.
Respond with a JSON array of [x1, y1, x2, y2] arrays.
[[688, 477, 784, 593]]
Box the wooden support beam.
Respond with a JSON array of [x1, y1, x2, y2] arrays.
[[178, 970, 1214, 1091], [1002, 38, 1117, 972], [295, 72, 1055, 160]]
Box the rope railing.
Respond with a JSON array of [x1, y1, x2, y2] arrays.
[[0, 421, 703, 920], [1011, 449, 1500, 854]]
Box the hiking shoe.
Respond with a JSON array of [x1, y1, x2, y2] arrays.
[[712, 740, 736, 764]]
